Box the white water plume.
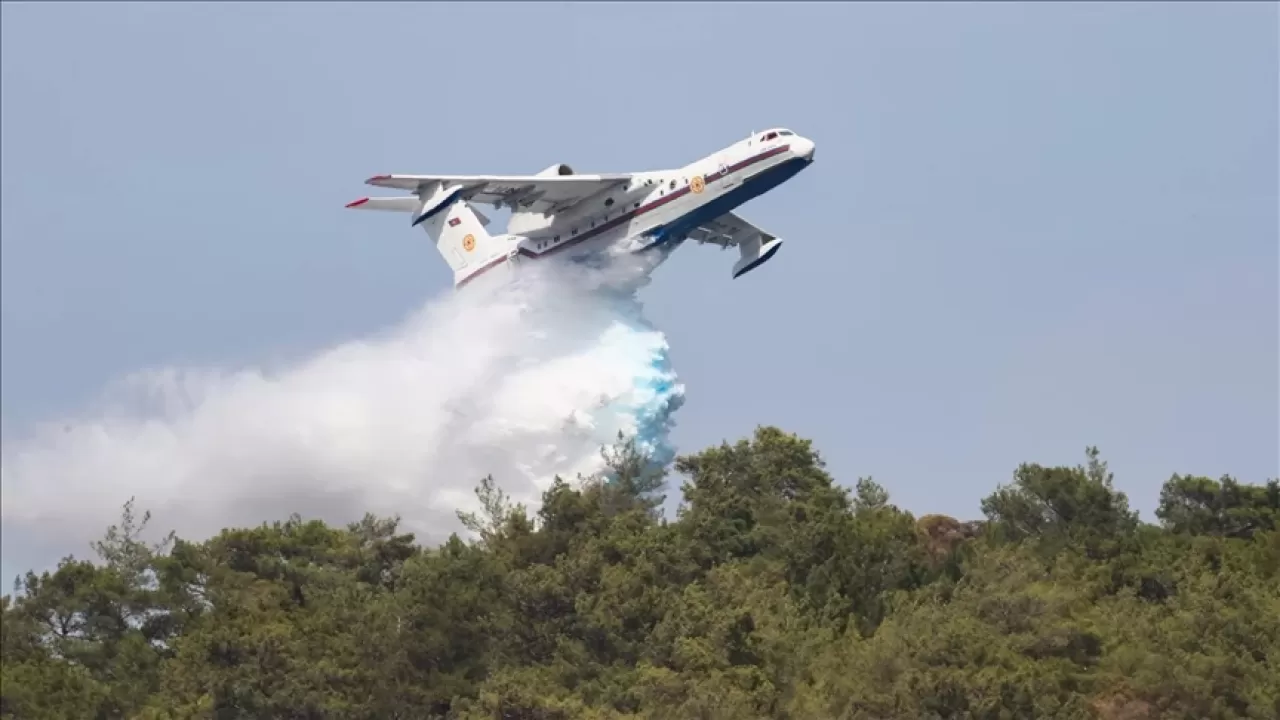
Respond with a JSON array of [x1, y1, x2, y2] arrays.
[[0, 256, 685, 581]]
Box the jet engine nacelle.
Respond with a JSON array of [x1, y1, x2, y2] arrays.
[[536, 163, 575, 177]]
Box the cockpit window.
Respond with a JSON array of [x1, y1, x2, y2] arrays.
[[777, 130, 795, 136], [762, 131, 778, 141]]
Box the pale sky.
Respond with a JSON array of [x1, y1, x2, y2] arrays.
[[2, 3, 1276, 580]]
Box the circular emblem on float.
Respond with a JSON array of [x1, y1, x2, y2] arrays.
[[690, 175, 706, 194], [462, 234, 476, 252]]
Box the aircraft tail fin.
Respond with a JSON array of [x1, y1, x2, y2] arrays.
[[347, 193, 509, 286], [418, 199, 508, 282]]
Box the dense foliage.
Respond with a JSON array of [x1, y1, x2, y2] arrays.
[[3, 426, 1278, 719]]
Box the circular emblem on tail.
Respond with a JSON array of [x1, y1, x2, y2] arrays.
[[462, 234, 476, 252], [690, 175, 706, 194]]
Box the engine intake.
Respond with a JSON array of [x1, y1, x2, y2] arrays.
[[536, 163, 575, 177]]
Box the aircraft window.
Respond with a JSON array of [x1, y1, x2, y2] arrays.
[[762, 131, 778, 141], [669, 180, 676, 189], [777, 130, 794, 136], [555, 235, 560, 241], [634, 202, 640, 209], [605, 198, 614, 207]]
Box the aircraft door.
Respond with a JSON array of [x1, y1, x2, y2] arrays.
[[718, 155, 739, 191]]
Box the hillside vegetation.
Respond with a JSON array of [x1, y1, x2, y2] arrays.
[[3, 426, 1278, 719]]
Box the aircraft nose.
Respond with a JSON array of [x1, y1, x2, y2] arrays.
[[794, 137, 815, 161]]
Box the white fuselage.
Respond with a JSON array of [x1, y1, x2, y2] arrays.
[[456, 129, 815, 288]]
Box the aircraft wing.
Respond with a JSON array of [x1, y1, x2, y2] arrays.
[[364, 173, 633, 215], [684, 211, 786, 279], [684, 211, 777, 249]]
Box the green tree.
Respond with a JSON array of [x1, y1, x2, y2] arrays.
[[981, 447, 1139, 558], [4, 428, 1277, 720], [1156, 474, 1280, 539]]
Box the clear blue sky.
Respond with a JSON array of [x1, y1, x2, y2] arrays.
[[2, 3, 1276, 572]]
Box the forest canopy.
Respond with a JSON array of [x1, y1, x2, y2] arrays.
[[3, 426, 1278, 719]]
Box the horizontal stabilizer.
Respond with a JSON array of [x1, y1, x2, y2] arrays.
[[345, 196, 420, 212], [344, 194, 491, 227]]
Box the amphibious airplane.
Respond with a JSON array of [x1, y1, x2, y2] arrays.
[[345, 128, 815, 290]]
